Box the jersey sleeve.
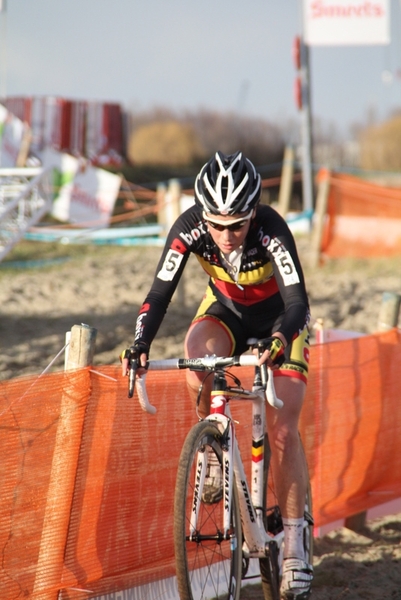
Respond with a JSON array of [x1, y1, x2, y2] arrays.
[[133, 215, 192, 347], [264, 215, 310, 342]]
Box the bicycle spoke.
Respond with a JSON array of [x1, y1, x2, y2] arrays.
[[174, 421, 242, 600]]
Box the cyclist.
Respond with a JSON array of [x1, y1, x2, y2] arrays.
[[121, 151, 313, 599]]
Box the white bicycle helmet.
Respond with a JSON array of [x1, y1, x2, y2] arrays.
[[194, 151, 261, 216]]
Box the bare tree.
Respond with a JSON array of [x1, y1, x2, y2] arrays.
[[127, 107, 285, 167]]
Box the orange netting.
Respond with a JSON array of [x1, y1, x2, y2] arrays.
[[0, 328, 400, 599], [317, 170, 401, 258]]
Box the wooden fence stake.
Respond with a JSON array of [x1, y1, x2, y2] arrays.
[[277, 145, 294, 218], [32, 324, 97, 599], [167, 179, 185, 307], [377, 292, 401, 331], [310, 169, 331, 268], [65, 323, 97, 369], [156, 182, 167, 238]]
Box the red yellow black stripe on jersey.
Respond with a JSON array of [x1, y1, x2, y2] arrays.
[[196, 256, 279, 306]]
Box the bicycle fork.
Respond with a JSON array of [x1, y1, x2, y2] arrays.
[[187, 403, 234, 541], [189, 397, 283, 560]]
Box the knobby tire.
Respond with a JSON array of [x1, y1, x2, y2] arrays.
[[259, 434, 313, 600], [174, 420, 242, 600]]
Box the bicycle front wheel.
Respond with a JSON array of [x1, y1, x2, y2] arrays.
[[174, 420, 242, 600]]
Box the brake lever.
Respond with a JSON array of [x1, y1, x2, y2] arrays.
[[128, 361, 137, 398], [248, 338, 284, 409]]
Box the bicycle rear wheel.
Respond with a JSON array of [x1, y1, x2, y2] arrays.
[[259, 433, 280, 600], [301, 440, 314, 567], [174, 420, 242, 600], [259, 434, 314, 600]]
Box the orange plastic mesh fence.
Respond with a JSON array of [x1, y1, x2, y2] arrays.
[[302, 328, 401, 525], [318, 170, 401, 258], [0, 328, 400, 599]]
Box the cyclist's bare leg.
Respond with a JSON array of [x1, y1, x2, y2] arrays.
[[266, 376, 308, 519], [266, 376, 314, 596], [184, 318, 233, 418]]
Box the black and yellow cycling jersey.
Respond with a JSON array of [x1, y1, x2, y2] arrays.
[[134, 203, 310, 381]]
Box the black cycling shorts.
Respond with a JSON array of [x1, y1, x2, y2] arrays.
[[191, 284, 310, 383]]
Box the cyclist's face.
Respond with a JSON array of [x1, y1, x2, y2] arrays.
[[204, 210, 254, 253]]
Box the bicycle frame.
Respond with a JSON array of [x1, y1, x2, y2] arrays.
[[130, 352, 314, 600], [132, 354, 285, 563], [203, 382, 285, 560]]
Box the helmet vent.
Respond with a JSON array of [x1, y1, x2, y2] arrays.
[[194, 151, 261, 215], [221, 176, 229, 200]]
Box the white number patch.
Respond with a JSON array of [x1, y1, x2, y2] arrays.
[[276, 251, 300, 286], [157, 249, 184, 281], [267, 237, 300, 286]]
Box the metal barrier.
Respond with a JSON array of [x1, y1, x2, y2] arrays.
[[0, 167, 54, 261]]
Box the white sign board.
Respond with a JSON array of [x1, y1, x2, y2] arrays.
[[41, 148, 122, 227], [66, 165, 122, 227], [303, 0, 390, 46]]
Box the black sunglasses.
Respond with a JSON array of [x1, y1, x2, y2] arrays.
[[205, 219, 248, 232]]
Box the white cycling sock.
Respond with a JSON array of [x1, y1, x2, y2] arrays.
[[283, 517, 305, 560]]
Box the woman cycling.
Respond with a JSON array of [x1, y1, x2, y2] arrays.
[[122, 150, 313, 600]]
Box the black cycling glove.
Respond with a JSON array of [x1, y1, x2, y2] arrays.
[[120, 341, 150, 367], [257, 336, 286, 367]]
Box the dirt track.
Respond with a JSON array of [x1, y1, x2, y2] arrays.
[[241, 512, 401, 599], [1, 236, 400, 599], [1, 236, 400, 379]]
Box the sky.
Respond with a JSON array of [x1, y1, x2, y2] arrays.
[[2, 0, 401, 138]]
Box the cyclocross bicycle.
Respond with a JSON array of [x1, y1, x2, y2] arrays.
[[128, 343, 313, 600]]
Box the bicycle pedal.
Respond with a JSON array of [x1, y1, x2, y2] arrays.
[[267, 506, 283, 535], [304, 511, 314, 526]]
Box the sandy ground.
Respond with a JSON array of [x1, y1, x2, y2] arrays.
[[1, 235, 400, 598], [1, 236, 399, 379], [240, 512, 401, 599]]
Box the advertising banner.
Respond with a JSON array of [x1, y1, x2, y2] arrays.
[[66, 164, 122, 227], [41, 148, 122, 227], [303, 0, 390, 46]]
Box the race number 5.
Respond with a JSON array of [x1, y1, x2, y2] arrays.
[[157, 249, 184, 281], [276, 251, 300, 286]]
